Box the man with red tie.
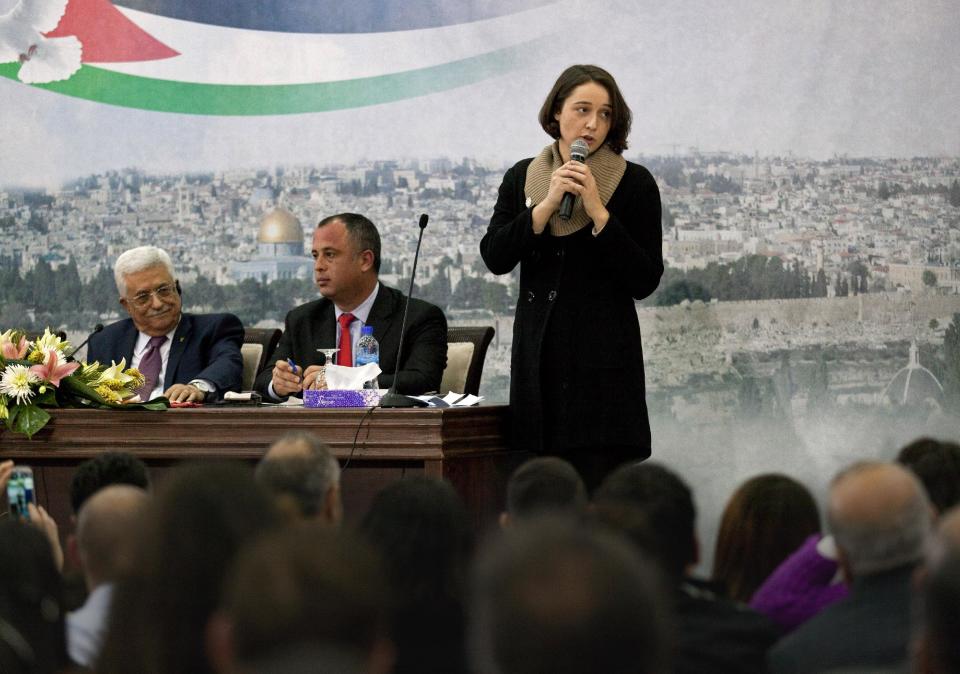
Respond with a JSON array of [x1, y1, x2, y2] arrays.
[[255, 213, 447, 400], [86, 246, 244, 402]]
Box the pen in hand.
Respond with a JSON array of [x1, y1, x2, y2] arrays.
[[287, 359, 301, 383]]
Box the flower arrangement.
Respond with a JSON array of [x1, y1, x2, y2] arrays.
[[0, 328, 168, 439]]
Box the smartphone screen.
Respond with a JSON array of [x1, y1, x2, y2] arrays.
[[7, 467, 35, 520]]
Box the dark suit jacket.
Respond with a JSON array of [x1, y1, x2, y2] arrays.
[[86, 313, 244, 398], [254, 285, 447, 398], [767, 565, 915, 674]]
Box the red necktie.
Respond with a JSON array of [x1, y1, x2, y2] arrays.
[[337, 313, 355, 366]]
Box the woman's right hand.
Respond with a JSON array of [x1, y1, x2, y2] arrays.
[[532, 162, 583, 233]]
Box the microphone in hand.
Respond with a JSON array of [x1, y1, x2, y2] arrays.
[[558, 138, 589, 221]]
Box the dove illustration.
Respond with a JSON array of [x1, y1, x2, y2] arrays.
[[0, 0, 82, 84]]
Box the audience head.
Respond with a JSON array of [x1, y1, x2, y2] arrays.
[[209, 525, 392, 674], [97, 461, 278, 674], [75, 484, 148, 591], [0, 521, 68, 674], [255, 432, 342, 525], [827, 461, 931, 579], [501, 457, 587, 527], [359, 476, 473, 604], [916, 548, 960, 674], [594, 462, 698, 581], [712, 473, 821, 602], [470, 517, 670, 674], [896, 437, 960, 515], [69, 451, 150, 514]]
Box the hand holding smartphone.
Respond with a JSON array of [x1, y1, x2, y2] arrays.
[[6, 465, 36, 520]]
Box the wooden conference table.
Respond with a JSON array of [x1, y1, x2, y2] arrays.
[[1, 404, 520, 532]]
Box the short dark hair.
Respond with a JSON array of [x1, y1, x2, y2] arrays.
[[318, 212, 381, 273], [69, 451, 150, 514], [594, 462, 697, 579], [897, 436, 960, 514], [471, 517, 670, 674], [505, 457, 587, 519], [255, 433, 340, 518], [538, 64, 632, 155], [223, 525, 389, 666]]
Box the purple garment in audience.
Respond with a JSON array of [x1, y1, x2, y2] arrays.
[[749, 534, 849, 633]]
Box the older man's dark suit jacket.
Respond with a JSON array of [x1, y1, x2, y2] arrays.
[[86, 312, 244, 397], [254, 285, 447, 398]]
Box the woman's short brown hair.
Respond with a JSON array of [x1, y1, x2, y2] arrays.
[[538, 64, 632, 155]]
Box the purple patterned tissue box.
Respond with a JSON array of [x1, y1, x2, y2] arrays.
[[303, 389, 381, 408]]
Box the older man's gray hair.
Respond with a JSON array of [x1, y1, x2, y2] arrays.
[[827, 461, 932, 576], [255, 433, 341, 518], [113, 246, 176, 296]]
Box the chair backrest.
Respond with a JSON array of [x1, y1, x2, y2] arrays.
[[440, 326, 495, 396], [242, 328, 282, 390]]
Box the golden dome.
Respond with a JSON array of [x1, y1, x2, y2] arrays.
[[258, 208, 304, 243]]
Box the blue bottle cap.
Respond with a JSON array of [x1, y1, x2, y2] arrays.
[[361, 325, 374, 335]]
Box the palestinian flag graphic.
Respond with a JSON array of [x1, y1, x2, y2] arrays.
[[0, 0, 562, 115]]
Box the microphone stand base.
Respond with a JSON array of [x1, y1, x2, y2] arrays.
[[379, 392, 429, 408]]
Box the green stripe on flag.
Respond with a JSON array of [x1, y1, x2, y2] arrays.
[[0, 41, 533, 115]]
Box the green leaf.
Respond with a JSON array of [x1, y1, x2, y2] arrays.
[[34, 387, 58, 406], [12, 405, 51, 439]]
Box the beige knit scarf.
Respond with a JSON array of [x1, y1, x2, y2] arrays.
[[524, 141, 626, 236]]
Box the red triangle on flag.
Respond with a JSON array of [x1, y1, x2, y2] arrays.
[[46, 0, 180, 63]]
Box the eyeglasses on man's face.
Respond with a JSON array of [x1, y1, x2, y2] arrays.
[[128, 283, 177, 308]]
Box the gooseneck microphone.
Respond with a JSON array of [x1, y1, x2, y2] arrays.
[[379, 213, 430, 408], [67, 323, 104, 361], [558, 138, 590, 221]]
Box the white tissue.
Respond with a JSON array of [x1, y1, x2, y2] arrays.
[[323, 362, 382, 390]]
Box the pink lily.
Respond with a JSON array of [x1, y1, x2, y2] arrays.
[[29, 349, 79, 387], [1, 335, 28, 360]]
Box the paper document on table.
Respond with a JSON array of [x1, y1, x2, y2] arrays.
[[442, 392, 483, 406]]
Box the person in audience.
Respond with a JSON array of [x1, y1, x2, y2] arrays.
[[69, 451, 150, 516], [0, 521, 70, 674], [97, 462, 279, 674], [470, 516, 669, 674], [359, 476, 473, 674], [914, 548, 960, 674], [767, 461, 932, 674], [67, 485, 147, 668], [255, 212, 447, 400], [87, 245, 244, 402], [595, 462, 779, 674], [207, 525, 393, 674], [712, 473, 821, 603], [254, 432, 342, 525], [499, 456, 587, 528], [896, 436, 960, 515], [749, 533, 849, 634]]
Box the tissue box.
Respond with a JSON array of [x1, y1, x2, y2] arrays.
[[303, 389, 381, 408]]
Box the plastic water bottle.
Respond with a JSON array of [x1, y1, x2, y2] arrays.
[[355, 325, 380, 389]]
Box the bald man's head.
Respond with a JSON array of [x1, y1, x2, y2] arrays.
[[828, 462, 932, 577], [256, 433, 342, 525], [76, 485, 148, 589]]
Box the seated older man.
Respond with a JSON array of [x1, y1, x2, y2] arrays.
[[87, 245, 243, 402]]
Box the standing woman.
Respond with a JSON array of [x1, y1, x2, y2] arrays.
[[480, 64, 663, 489]]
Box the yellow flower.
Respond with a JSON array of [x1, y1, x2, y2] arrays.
[[96, 359, 137, 388], [95, 385, 122, 403], [125, 367, 146, 389], [28, 349, 45, 364], [33, 329, 70, 356], [0, 399, 8, 420]]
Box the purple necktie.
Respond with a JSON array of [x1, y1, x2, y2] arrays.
[[136, 335, 167, 400]]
